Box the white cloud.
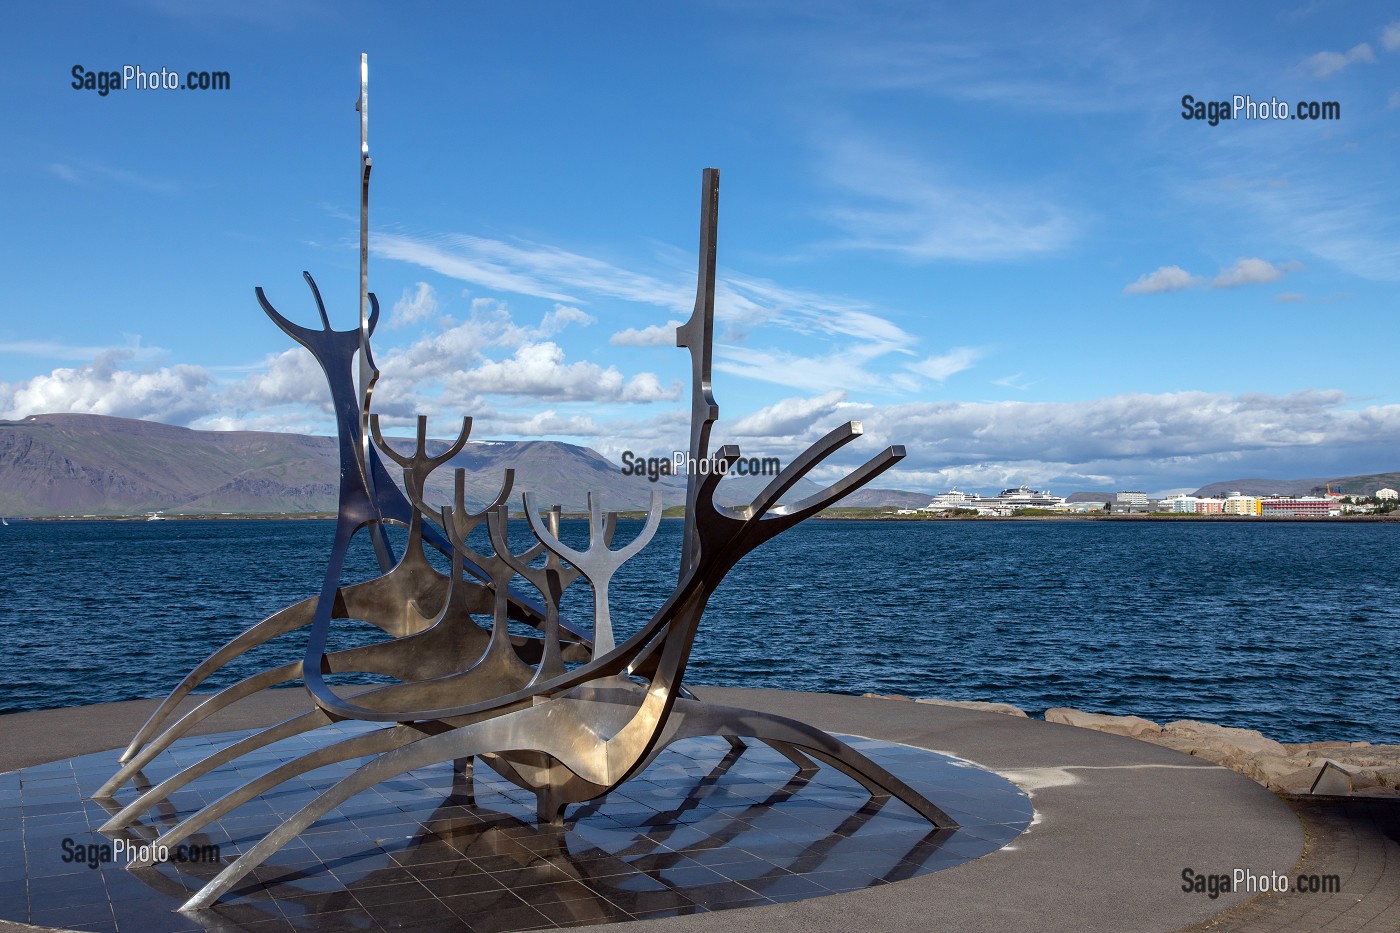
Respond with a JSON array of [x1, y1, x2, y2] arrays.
[[1213, 173, 1400, 284], [0, 337, 165, 363], [845, 389, 1397, 468], [1123, 265, 1200, 295], [714, 342, 900, 394], [1389, 89, 1400, 109], [46, 158, 180, 195], [1273, 293, 1304, 303], [1212, 257, 1299, 289], [820, 137, 1076, 261], [1385, 22, 1400, 52], [537, 304, 595, 336], [227, 347, 329, 409], [0, 350, 214, 422], [389, 282, 439, 329], [477, 410, 604, 438], [905, 347, 983, 382], [375, 227, 927, 394], [993, 372, 1033, 390], [1301, 43, 1375, 77], [728, 390, 848, 437], [450, 342, 679, 403], [611, 321, 682, 347], [373, 232, 689, 310]]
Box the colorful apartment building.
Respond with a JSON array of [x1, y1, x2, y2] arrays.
[[1259, 496, 1341, 518]]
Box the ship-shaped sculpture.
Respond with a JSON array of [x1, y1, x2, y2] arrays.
[[93, 56, 955, 911]]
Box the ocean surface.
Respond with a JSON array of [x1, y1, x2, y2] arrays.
[[1, 518, 1396, 744]]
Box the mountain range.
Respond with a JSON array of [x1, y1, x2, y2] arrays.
[[0, 413, 927, 517], [1192, 473, 1400, 498]]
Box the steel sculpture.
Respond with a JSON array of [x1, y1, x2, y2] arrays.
[[94, 57, 957, 912]]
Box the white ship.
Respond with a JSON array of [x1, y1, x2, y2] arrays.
[[924, 488, 982, 510], [984, 485, 1065, 509]]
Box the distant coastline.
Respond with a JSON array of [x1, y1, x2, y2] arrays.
[[9, 510, 1399, 523]]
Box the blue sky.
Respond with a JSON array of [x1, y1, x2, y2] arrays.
[[3, 1, 1398, 496]]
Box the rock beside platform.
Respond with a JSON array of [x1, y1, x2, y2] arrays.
[[916, 697, 1029, 718], [1044, 707, 1160, 737], [1036, 705, 1400, 799], [874, 694, 1400, 799]]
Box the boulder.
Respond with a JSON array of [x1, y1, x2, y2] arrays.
[[1162, 720, 1289, 759], [1271, 766, 1325, 796], [1284, 740, 1371, 753], [1044, 708, 1161, 737], [915, 698, 1028, 718]]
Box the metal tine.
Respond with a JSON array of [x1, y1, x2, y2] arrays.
[[256, 271, 380, 345], [523, 489, 662, 656], [442, 474, 538, 676], [370, 414, 471, 515], [488, 505, 580, 682], [444, 467, 527, 562], [739, 421, 865, 521], [760, 445, 905, 525]]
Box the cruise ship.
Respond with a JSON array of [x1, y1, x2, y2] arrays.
[[983, 485, 1065, 509], [924, 487, 982, 510]]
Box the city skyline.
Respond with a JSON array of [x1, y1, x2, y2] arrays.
[[3, 2, 1399, 497]]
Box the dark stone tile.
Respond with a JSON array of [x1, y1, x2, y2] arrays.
[[626, 902, 709, 921], [110, 900, 206, 932], [279, 906, 384, 932], [334, 865, 418, 888], [419, 871, 506, 899], [28, 902, 117, 932], [361, 895, 463, 930], [595, 885, 695, 914], [441, 892, 549, 933], [508, 880, 594, 907], [350, 881, 434, 908], [276, 890, 364, 918], [675, 879, 767, 909], [0, 886, 29, 916]]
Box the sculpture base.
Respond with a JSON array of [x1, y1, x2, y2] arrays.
[[5, 723, 1029, 931]]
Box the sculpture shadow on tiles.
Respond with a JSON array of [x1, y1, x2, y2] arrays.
[[92, 56, 957, 912]]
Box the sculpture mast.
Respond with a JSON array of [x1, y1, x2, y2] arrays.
[[355, 54, 393, 569]]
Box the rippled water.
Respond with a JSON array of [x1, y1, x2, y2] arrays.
[[1, 519, 1396, 743]]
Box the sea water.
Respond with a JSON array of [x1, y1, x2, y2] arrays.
[[1, 518, 1395, 743]]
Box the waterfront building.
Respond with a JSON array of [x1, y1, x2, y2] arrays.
[[1223, 494, 1262, 515], [1160, 494, 1200, 513], [1115, 491, 1149, 507], [1194, 498, 1225, 514], [1377, 488, 1398, 501], [1260, 496, 1341, 518]]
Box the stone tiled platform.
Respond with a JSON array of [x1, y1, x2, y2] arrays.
[[0, 687, 1371, 933], [0, 725, 1028, 931]]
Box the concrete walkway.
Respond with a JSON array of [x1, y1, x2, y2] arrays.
[[0, 688, 1388, 932]]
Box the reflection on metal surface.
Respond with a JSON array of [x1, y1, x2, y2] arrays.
[[32, 729, 1025, 930], [94, 57, 960, 912]]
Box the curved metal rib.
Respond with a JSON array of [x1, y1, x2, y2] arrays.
[[131, 722, 448, 868]]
